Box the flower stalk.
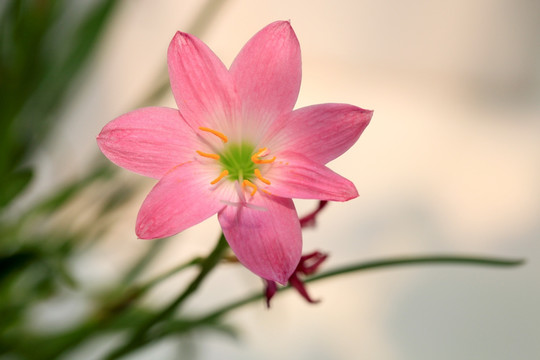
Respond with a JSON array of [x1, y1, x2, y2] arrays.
[[187, 254, 525, 325], [100, 252, 523, 360]]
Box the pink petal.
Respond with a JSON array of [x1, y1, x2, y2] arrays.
[[230, 21, 301, 136], [297, 251, 328, 275], [265, 280, 278, 308], [265, 151, 358, 201], [168, 31, 239, 132], [97, 107, 195, 179], [218, 194, 302, 284], [136, 161, 225, 239], [269, 104, 372, 164], [299, 201, 328, 228], [289, 274, 319, 304]]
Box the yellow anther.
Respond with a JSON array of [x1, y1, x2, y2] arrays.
[[196, 150, 220, 160], [199, 127, 228, 143], [242, 180, 257, 196], [210, 170, 229, 185], [254, 169, 271, 185], [251, 147, 276, 164]]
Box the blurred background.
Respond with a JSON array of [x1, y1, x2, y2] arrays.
[[1, 0, 539, 359]]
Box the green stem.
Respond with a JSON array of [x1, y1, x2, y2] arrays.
[[189, 254, 525, 324], [138, 256, 203, 291], [98, 256, 202, 319], [306, 254, 524, 282], [104, 233, 229, 360]]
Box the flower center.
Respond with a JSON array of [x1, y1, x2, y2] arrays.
[[196, 127, 274, 196], [220, 143, 257, 181]]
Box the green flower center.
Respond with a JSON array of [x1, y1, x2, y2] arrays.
[[219, 142, 256, 181], [195, 127, 274, 194]]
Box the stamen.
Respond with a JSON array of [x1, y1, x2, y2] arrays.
[[254, 169, 271, 185], [196, 150, 220, 160], [199, 127, 228, 143], [242, 180, 257, 196], [210, 170, 229, 185], [251, 147, 276, 164]]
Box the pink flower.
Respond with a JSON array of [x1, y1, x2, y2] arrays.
[[97, 21, 372, 284], [265, 251, 328, 307]]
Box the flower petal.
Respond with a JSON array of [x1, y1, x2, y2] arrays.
[[265, 151, 358, 201], [269, 103, 372, 164], [265, 280, 278, 308], [97, 107, 195, 179], [289, 274, 319, 303], [168, 31, 238, 132], [230, 21, 301, 136], [136, 161, 225, 239], [218, 194, 302, 284]]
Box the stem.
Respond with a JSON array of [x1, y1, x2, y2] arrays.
[[190, 254, 524, 324], [104, 233, 229, 360], [306, 254, 525, 282], [138, 256, 203, 291]]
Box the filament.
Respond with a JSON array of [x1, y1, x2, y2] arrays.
[[254, 169, 271, 185], [242, 180, 257, 196], [251, 147, 276, 164], [199, 127, 228, 143], [196, 150, 220, 160], [210, 170, 229, 184]]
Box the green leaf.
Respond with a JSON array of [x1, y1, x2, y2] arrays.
[[0, 168, 32, 208], [0, 1, 119, 206]]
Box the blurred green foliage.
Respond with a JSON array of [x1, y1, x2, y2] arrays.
[[0, 0, 118, 208], [0, 0, 121, 357]]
